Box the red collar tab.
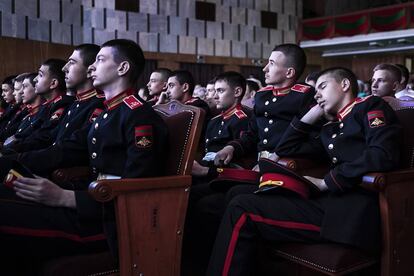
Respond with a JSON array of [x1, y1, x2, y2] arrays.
[[258, 85, 292, 96], [28, 103, 41, 116], [337, 96, 371, 120], [291, 84, 311, 93], [184, 97, 199, 104], [222, 104, 247, 120], [43, 94, 63, 106], [104, 88, 135, 110], [76, 89, 97, 101]]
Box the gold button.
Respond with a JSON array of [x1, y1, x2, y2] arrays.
[[95, 123, 99, 129], [76, 104, 80, 108], [264, 112, 268, 117], [269, 119, 273, 124], [103, 113, 108, 119], [92, 137, 96, 144], [65, 123, 69, 128], [91, 152, 97, 159], [272, 97, 277, 102], [328, 144, 334, 150], [332, 134, 337, 138], [265, 101, 269, 105], [263, 139, 268, 144], [332, 157, 337, 163], [218, 130, 222, 134], [68, 111, 71, 116], [264, 127, 269, 132], [18, 128, 22, 132], [205, 139, 209, 142], [221, 121, 224, 125], [339, 123, 344, 129]]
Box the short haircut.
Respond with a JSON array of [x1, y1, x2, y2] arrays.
[[395, 64, 410, 87], [14, 72, 31, 83], [207, 77, 217, 86], [170, 70, 195, 95], [101, 39, 145, 85], [74, 43, 100, 67], [24, 73, 38, 87], [246, 79, 260, 92], [215, 71, 246, 98], [317, 67, 359, 97], [42, 58, 67, 91], [272, 43, 307, 80], [2, 75, 17, 87], [373, 63, 401, 83], [152, 68, 172, 82], [305, 71, 319, 83]]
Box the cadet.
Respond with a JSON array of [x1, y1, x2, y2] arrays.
[[207, 67, 401, 276], [371, 63, 401, 98], [214, 44, 315, 169], [0, 39, 168, 273], [146, 68, 171, 105], [0, 75, 18, 130]]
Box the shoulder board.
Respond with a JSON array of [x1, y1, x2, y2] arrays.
[[291, 84, 311, 93], [53, 96, 63, 103], [96, 93, 106, 98], [355, 95, 373, 104], [50, 107, 65, 120], [234, 109, 248, 119], [257, 86, 274, 92], [123, 95, 143, 110], [185, 98, 198, 104], [89, 108, 104, 122]]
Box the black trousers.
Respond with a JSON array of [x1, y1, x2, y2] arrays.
[[0, 186, 108, 274], [206, 192, 324, 276]]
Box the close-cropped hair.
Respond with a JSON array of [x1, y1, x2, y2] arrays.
[[2, 75, 17, 86], [246, 80, 260, 92], [272, 43, 307, 81], [215, 71, 246, 98], [207, 77, 217, 85], [74, 44, 100, 67], [42, 58, 67, 91], [395, 64, 410, 86], [170, 70, 195, 95], [373, 63, 402, 83], [153, 68, 172, 82], [24, 73, 38, 88], [14, 72, 31, 83], [317, 67, 359, 97], [101, 39, 145, 85]]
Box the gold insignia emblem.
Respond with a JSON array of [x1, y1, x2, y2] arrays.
[[370, 117, 384, 127], [136, 136, 152, 147]]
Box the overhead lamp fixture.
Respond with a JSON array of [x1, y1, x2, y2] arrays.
[[322, 44, 414, 57]]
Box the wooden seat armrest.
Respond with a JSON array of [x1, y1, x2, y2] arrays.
[[88, 175, 192, 202], [361, 169, 414, 191], [51, 166, 91, 183]]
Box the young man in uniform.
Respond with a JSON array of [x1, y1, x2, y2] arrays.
[[146, 68, 171, 105], [6, 44, 104, 153], [214, 44, 315, 170], [207, 67, 401, 276], [0, 39, 168, 273], [371, 63, 401, 98], [0, 75, 19, 130]]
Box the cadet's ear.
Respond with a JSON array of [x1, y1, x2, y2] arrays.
[[49, 78, 59, 90], [182, 83, 189, 93], [391, 80, 400, 92], [162, 81, 168, 91], [234, 86, 243, 98], [341, 78, 351, 92], [118, 61, 130, 77], [286, 67, 296, 80]]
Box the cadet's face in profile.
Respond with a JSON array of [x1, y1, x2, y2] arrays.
[[89, 47, 119, 89], [62, 50, 88, 90], [315, 74, 344, 115], [13, 81, 24, 103], [214, 80, 237, 110], [263, 51, 289, 85], [206, 84, 216, 100], [22, 78, 36, 104], [147, 72, 166, 96], [371, 70, 396, 97], [34, 65, 53, 95], [166, 76, 185, 101], [2, 84, 14, 103]]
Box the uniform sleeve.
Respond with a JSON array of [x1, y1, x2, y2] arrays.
[[228, 112, 259, 157], [324, 99, 401, 193], [275, 117, 326, 159]]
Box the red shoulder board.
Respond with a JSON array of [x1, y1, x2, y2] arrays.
[[123, 95, 143, 110], [291, 84, 311, 93], [50, 108, 65, 120], [355, 95, 372, 104], [257, 86, 274, 93], [89, 108, 103, 122], [235, 110, 248, 119]]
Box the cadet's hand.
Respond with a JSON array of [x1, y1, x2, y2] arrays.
[[192, 160, 209, 176], [13, 176, 76, 208], [214, 145, 235, 166], [304, 176, 328, 191], [155, 92, 169, 105], [301, 104, 325, 125]]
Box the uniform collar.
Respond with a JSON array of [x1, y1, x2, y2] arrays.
[[76, 88, 98, 101], [184, 97, 199, 104], [259, 85, 292, 96], [42, 93, 63, 106], [222, 104, 242, 120], [28, 103, 42, 116], [337, 96, 372, 120], [104, 88, 135, 110]]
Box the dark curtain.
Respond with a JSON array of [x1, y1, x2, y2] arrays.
[[180, 63, 224, 86]]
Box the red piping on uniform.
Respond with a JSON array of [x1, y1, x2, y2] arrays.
[[0, 226, 106, 242], [222, 212, 321, 276], [329, 170, 344, 191]]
